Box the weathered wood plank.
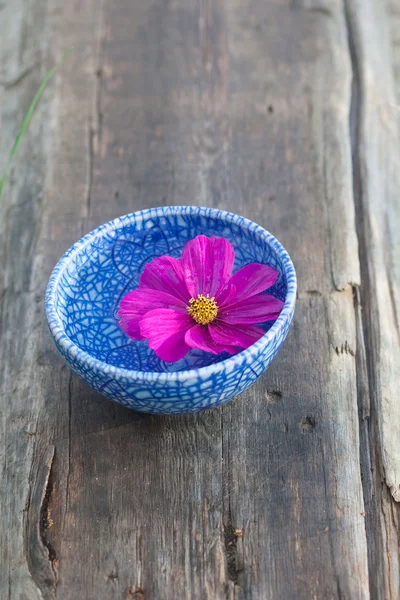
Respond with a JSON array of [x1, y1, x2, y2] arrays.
[[0, 0, 399, 599], [0, 2, 59, 598], [345, 0, 400, 597], [48, 0, 370, 598], [217, 1, 368, 597], [0, 1, 102, 598]]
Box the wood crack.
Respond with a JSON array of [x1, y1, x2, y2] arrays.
[[343, 1, 375, 426], [39, 450, 58, 580], [25, 444, 58, 600], [221, 411, 241, 589], [344, 3, 389, 597], [63, 371, 73, 533], [353, 286, 370, 420]]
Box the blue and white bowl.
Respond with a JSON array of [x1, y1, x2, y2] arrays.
[[45, 206, 296, 414]]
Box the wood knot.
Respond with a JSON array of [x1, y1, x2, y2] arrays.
[[264, 390, 282, 404], [300, 416, 316, 431]]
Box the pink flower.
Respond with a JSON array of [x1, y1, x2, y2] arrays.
[[118, 235, 284, 362]]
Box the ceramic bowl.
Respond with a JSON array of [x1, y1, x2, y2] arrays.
[[45, 206, 296, 414]]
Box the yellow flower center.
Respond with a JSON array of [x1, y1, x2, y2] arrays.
[[187, 294, 218, 325]]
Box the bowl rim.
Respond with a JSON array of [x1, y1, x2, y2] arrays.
[[45, 205, 297, 382]]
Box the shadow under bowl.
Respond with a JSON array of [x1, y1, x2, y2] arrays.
[[45, 206, 296, 414]]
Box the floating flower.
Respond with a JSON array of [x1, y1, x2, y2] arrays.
[[118, 235, 284, 362]]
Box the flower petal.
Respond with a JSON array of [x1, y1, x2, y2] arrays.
[[140, 256, 190, 302], [208, 236, 235, 296], [118, 288, 187, 340], [139, 308, 193, 362], [119, 288, 187, 314], [118, 314, 144, 340], [209, 321, 265, 348], [181, 235, 235, 298], [215, 283, 237, 306], [219, 293, 284, 324], [181, 235, 210, 297], [185, 324, 237, 355], [226, 264, 279, 303]]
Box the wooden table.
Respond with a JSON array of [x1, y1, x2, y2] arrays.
[[1, 0, 399, 598]]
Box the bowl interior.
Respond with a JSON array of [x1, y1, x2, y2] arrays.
[[54, 210, 288, 372]]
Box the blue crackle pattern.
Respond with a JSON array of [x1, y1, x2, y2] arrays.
[[46, 206, 297, 414]]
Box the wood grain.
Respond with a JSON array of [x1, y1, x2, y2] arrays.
[[0, 0, 398, 598]]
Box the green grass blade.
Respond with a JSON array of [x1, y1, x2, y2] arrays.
[[0, 48, 72, 197]]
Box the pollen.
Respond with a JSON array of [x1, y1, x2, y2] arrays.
[[187, 294, 218, 325]]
